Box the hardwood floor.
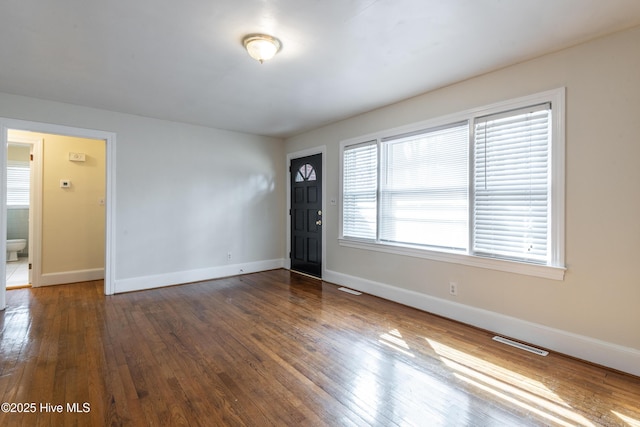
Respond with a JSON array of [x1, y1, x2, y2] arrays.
[[1, 269, 639, 426]]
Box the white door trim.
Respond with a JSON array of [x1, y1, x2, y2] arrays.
[[1, 118, 117, 310], [286, 146, 326, 278]]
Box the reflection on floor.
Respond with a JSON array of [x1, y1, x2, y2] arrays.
[[6, 257, 30, 288]]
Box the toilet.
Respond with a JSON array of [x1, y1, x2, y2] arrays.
[[6, 239, 26, 262]]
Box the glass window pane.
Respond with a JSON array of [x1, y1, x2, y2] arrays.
[[380, 123, 469, 250], [295, 164, 316, 182]]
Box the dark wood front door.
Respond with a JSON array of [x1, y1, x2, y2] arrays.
[[290, 154, 322, 278]]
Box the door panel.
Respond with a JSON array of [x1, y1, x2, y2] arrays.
[[294, 236, 305, 260], [290, 153, 322, 277], [307, 187, 317, 202], [294, 210, 305, 231], [307, 237, 319, 263]]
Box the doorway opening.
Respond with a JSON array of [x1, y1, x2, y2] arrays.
[[5, 134, 40, 289], [1, 119, 116, 310]]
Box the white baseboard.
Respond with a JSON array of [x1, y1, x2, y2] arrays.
[[40, 268, 105, 286], [323, 269, 640, 378], [114, 259, 285, 294]]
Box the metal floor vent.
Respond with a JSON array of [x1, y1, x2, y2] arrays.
[[338, 287, 362, 296], [492, 336, 549, 356]]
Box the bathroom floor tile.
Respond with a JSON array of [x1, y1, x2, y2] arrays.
[[6, 257, 29, 288]]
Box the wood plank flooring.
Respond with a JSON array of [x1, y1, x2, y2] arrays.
[[1, 269, 639, 426]]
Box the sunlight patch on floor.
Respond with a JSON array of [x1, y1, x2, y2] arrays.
[[353, 334, 471, 425], [379, 329, 414, 358], [612, 410, 640, 426], [352, 366, 380, 425], [427, 338, 595, 427]]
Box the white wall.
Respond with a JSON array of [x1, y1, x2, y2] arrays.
[[285, 26, 640, 375], [0, 93, 285, 293]]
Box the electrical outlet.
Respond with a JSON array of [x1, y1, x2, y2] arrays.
[[449, 282, 458, 296], [227, 252, 232, 261]]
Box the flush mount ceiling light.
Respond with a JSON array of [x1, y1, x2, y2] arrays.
[[242, 34, 282, 63]]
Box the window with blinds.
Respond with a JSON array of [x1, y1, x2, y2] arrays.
[[7, 160, 30, 207], [342, 141, 377, 240], [339, 88, 564, 275], [473, 104, 551, 264], [380, 123, 468, 249]]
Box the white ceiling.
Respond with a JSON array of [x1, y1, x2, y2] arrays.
[[2, 0, 640, 138]]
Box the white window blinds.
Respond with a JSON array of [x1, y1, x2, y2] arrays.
[[380, 123, 468, 249], [343, 141, 378, 239], [7, 160, 30, 207], [473, 103, 551, 263]]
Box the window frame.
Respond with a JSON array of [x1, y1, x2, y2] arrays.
[[338, 88, 566, 280]]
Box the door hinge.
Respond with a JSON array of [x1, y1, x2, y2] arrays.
[[289, 209, 291, 215], [30, 154, 34, 161], [289, 252, 291, 258], [29, 263, 32, 270]]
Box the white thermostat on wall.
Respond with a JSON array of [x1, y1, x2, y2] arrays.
[[69, 152, 86, 162], [60, 179, 71, 188]]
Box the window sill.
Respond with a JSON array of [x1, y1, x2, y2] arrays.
[[338, 238, 566, 280]]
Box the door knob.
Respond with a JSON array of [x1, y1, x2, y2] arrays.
[[316, 220, 322, 226]]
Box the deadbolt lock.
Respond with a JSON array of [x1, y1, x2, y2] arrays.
[[318, 210, 322, 216]]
